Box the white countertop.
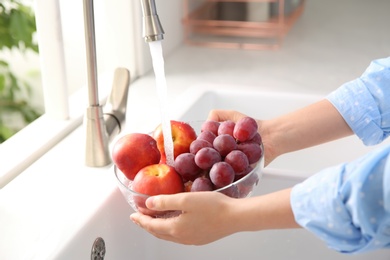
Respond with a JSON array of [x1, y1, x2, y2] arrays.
[[1, 0, 389, 258]]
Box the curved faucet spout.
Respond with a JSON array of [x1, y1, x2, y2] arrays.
[[83, 0, 130, 167], [140, 0, 165, 42]]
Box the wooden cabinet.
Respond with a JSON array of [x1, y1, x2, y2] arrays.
[[182, 0, 305, 50]]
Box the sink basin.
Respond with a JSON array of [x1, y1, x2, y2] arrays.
[[52, 84, 390, 259], [55, 173, 390, 260]]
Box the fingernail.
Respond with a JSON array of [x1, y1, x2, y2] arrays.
[[146, 196, 155, 209], [130, 215, 140, 226], [129, 214, 135, 222]]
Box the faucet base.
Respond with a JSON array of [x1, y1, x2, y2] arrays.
[[85, 106, 111, 167]]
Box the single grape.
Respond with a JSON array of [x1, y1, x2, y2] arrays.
[[197, 130, 217, 144], [242, 168, 260, 187], [201, 120, 220, 136], [218, 120, 235, 136], [191, 176, 214, 192], [213, 134, 237, 157], [219, 185, 240, 198], [247, 132, 262, 145], [174, 153, 202, 181], [209, 162, 235, 188], [233, 117, 258, 142], [235, 166, 258, 198], [224, 150, 249, 173], [235, 165, 253, 179], [190, 139, 212, 154], [237, 142, 263, 164], [238, 168, 260, 188], [237, 168, 259, 196], [194, 147, 221, 170]]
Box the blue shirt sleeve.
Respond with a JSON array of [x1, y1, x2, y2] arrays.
[[291, 146, 390, 254], [326, 57, 390, 145], [291, 57, 390, 254]]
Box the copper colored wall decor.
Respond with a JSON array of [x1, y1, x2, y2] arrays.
[[182, 0, 305, 50]]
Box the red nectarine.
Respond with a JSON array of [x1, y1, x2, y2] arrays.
[[153, 120, 197, 163], [112, 133, 161, 180], [132, 163, 184, 196]]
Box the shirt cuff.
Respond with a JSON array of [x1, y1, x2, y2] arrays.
[[326, 80, 384, 146]]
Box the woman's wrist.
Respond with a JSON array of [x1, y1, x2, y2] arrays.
[[259, 99, 353, 165], [230, 188, 300, 232], [258, 119, 282, 166]]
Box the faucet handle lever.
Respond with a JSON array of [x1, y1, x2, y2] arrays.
[[104, 67, 130, 139]]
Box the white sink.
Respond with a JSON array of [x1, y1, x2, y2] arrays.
[[52, 84, 390, 259]]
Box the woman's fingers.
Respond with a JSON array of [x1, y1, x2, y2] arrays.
[[207, 109, 248, 123], [129, 192, 234, 245]]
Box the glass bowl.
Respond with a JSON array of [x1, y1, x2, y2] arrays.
[[113, 121, 264, 218], [114, 165, 181, 217]]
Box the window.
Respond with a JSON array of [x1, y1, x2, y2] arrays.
[[0, 0, 142, 188], [0, 1, 42, 143]]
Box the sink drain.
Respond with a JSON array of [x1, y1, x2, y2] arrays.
[[91, 237, 106, 260]]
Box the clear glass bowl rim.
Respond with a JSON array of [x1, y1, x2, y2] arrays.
[[113, 143, 264, 197]]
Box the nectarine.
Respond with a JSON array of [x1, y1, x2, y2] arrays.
[[132, 163, 184, 196], [112, 133, 160, 180], [153, 120, 197, 163]]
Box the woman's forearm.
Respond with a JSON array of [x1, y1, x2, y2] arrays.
[[231, 188, 300, 233], [260, 99, 353, 164]]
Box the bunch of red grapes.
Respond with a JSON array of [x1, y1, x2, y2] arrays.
[[174, 117, 263, 197]]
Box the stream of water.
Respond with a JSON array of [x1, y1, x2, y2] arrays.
[[148, 41, 174, 166]]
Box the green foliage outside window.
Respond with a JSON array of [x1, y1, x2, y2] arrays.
[[0, 0, 41, 143]]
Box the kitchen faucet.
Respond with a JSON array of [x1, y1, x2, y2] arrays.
[[140, 0, 165, 42], [83, 0, 165, 167]]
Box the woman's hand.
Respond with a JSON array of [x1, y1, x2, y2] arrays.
[[130, 191, 239, 245], [130, 188, 299, 245], [207, 109, 277, 166], [207, 109, 249, 123]]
